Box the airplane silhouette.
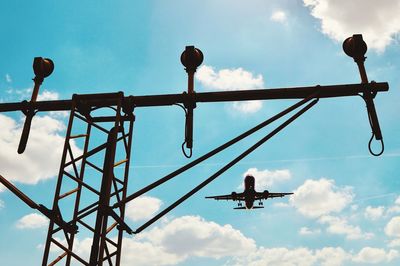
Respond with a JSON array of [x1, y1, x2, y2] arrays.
[[205, 175, 293, 209]]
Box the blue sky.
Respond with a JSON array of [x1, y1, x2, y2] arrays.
[[1, 0, 400, 265]]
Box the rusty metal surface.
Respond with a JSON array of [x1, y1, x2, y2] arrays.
[[0, 82, 388, 113]]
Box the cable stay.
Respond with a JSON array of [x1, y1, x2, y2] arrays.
[[115, 94, 320, 233]]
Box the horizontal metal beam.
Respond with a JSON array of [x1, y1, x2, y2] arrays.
[[0, 82, 388, 113]]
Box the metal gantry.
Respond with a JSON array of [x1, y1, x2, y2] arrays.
[[0, 34, 390, 265], [39, 92, 135, 265]]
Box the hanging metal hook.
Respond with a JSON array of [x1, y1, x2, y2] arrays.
[[368, 133, 384, 156], [180, 46, 203, 158], [174, 102, 193, 158], [18, 57, 54, 154], [343, 34, 384, 156]]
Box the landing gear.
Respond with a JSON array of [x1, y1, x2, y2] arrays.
[[258, 201, 263, 206], [238, 202, 242, 207]]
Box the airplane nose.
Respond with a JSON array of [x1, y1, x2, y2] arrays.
[[245, 201, 253, 209]]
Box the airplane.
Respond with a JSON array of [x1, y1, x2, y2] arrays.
[[205, 175, 293, 209]]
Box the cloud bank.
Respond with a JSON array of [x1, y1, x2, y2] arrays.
[[303, 0, 400, 51], [196, 65, 264, 114]]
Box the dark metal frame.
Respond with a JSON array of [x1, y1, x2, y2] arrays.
[[0, 35, 389, 265], [0, 82, 389, 266], [0, 82, 388, 113], [39, 92, 135, 265]]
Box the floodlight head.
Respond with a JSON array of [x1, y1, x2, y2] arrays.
[[343, 34, 367, 62], [180, 46, 203, 73], [33, 57, 54, 79]]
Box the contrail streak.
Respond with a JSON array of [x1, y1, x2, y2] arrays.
[[127, 152, 400, 169], [354, 193, 398, 203]]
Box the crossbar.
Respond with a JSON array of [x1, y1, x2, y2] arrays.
[[0, 82, 388, 113]]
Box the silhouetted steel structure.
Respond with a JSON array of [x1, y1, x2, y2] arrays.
[[0, 35, 389, 265], [40, 92, 135, 265]]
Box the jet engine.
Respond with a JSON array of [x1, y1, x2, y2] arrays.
[[231, 192, 237, 200], [263, 190, 269, 198]]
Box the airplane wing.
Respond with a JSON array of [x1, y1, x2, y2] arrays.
[[255, 192, 293, 200], [205, 192, 245, 201]]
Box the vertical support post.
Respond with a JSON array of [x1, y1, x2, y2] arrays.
[[115, 117, 135, 266], [186, 69, 195, 149], [180, 46, 203, 154], [41, 92, 135, 265], [18, 57, 54, 154], [42, 96, 77, 265], [343, 34, 382, 141], [89, 126, 118, 265], [65, 122, 92, 266]]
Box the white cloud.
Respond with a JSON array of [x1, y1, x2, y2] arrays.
[[234, 247, 317, 266], [270, 10, 287, 23], [387, 196, 400, 214], [303, 0, 400, 51], [318, 215, 373, 240], [35, 90, 68, 117], [5, 74, 12, 83], [40, 214, 400, 266], [395, 196, 400, 205], [196, 65, 264, 114], [387, 207, 400, 215], [384, 215, 400, 248], [140, 215, 256, 259], [232, 246, 349, 266], [68, 237, 183, 266], [231, 100, 262, 114], [299, 226, 321, 235], [0, 199, 4, 209], [0, 114, 81, 185], [16, 213, 48, 229], [4, 88, 59, 103], [388, 239, 400, 248], [55, 215, 256, 265], [289, 179, 373, 241], [125, 196, 163, 222], [364, 206, 385, 220], [385, 216, 400, 237], [290, 178, 354, 218], [121, 238, 183, 266], [239, 168, 291, 190], [37, 90, 59, 101], [353, 247, 399, 264], [315, 247, 350, 266], [234, 246, 398, 266], [196, 65, 264, 91]]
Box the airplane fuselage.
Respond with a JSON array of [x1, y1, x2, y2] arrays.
[[244, 175, 256, 209]]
